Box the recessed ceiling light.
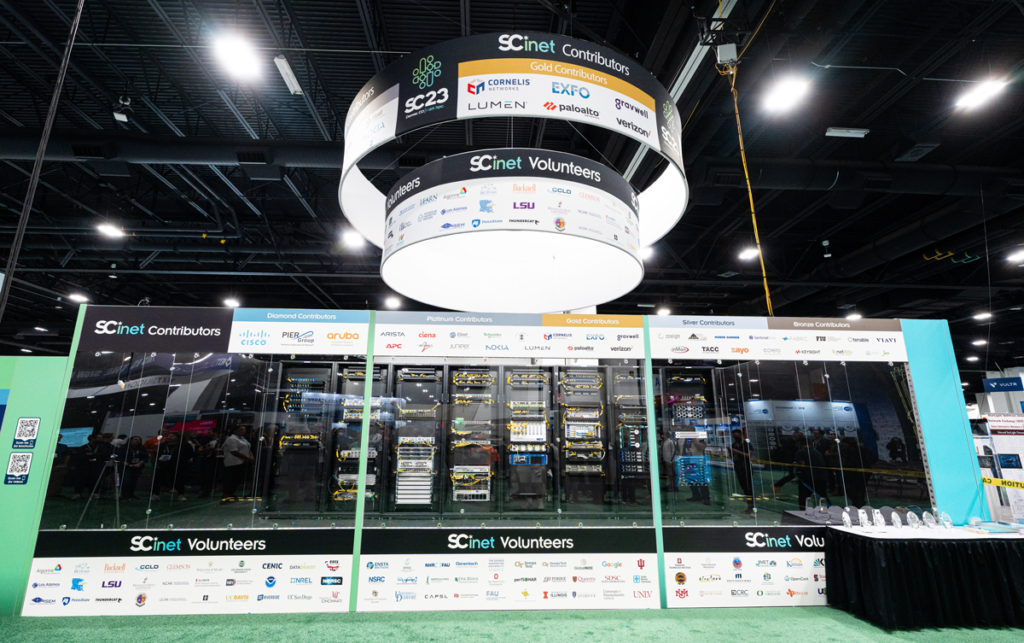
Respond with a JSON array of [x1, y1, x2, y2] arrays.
[[97, 223, 124, 238], [657, 308, 671, 316], [20, 348, 32, 353], [972, 340, 987, 346], [385, 296, 401, 309], [68, 293, 89, 303], [343, 230, 366, 248], [738, 248, 759, 260], [973, 312, 992, 320], [955, 80, 1007, 109], [224, 298, 241, 308], [34, 327, 47, 332], [962, 382, 969, 387], [846, 313, 862, 320], [765, 79, 810, 111], [966, 356, 979, 362], [213, 35, 261, 80]]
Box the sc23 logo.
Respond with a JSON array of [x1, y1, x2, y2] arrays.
[[405, 88, 449, 115]]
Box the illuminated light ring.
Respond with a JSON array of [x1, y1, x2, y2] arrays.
[[380, 148, 643, 313], [340, 32, 687, 250]]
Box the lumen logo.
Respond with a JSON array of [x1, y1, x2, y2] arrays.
[[469, 154, 522, 172]]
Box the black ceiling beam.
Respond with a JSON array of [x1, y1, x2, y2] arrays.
[[355, 0, 393, 73]]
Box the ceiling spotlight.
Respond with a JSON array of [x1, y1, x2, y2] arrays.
[[962, 382, 969, 387], [68, 293, 89, 303], [343, 230, 366, 248], [972, 340, 987, 346], [1008, 249, 1024, 263], [385, 296, 401, 309], [657, 308, 671, 316], [112, 95, 133, 124], [973, 312, 992, 320], [738, 248, 759, 260], [966, 356, 979, 362], [34, 327, 47, 332], [20, 348, 32, 353], [274, 55, 303, 95], [955, 80, 1007, 109], [97, 223, 124, 238], [213, 35, 261, 81], [846, 313, 862, 320], [764, 79, 810, 112], [640, 247, 654, 260], [224, 298, 241, 308], [825, 127, 870, 138]]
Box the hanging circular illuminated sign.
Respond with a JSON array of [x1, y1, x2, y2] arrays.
[[380, 149, 642, 313], [340, 32, 687, 253]]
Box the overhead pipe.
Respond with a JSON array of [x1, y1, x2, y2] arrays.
[[690, 157, 1024, 203], [0, 130, 461, 169]]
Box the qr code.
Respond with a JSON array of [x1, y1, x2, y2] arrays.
[[15, 418, 40, 441], [8, 453, 32, 475]]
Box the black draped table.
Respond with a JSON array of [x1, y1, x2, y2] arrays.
[[825, 525, 1024, 629]]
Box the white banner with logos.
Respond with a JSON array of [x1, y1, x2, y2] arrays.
[[227, 308, 370, 355], [665, 552, 826, 608], [374, 312, 644, 359], [355, 553, 658, 611], [22, 555, 351, 616], [649, 316, 907, 363]]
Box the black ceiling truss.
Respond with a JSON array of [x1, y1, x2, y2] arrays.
[[0, 0, 1020, 369]]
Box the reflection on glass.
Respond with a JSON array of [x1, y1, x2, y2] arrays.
[[657, 359, 929, 526]]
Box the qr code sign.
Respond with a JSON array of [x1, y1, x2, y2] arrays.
[[15, 418, 40, 441], [8, 453, 31, 475]]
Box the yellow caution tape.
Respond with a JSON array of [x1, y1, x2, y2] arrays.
[[983, 476, 1024, 491]]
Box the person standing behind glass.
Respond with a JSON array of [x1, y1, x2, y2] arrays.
[[118, 436, 148, 500], [221, 426, 254, 502], [730, 428, 755, 514]]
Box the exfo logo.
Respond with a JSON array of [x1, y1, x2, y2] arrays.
[[552, 82, 590, 98]]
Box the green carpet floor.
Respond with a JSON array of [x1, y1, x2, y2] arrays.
[[1, 607, 1020, 643]]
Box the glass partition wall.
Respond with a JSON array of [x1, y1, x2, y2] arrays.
[[43, 352, 658, 531], [43, 351, 369, 531], [42, 350, 928, 532], [364, 357, 654, 528], [655, 358, 927, 526]]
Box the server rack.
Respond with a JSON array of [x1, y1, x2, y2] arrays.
[[559, 368, 608, 509], [504, 368, 552, 511], [391, 366, 443, 511]]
